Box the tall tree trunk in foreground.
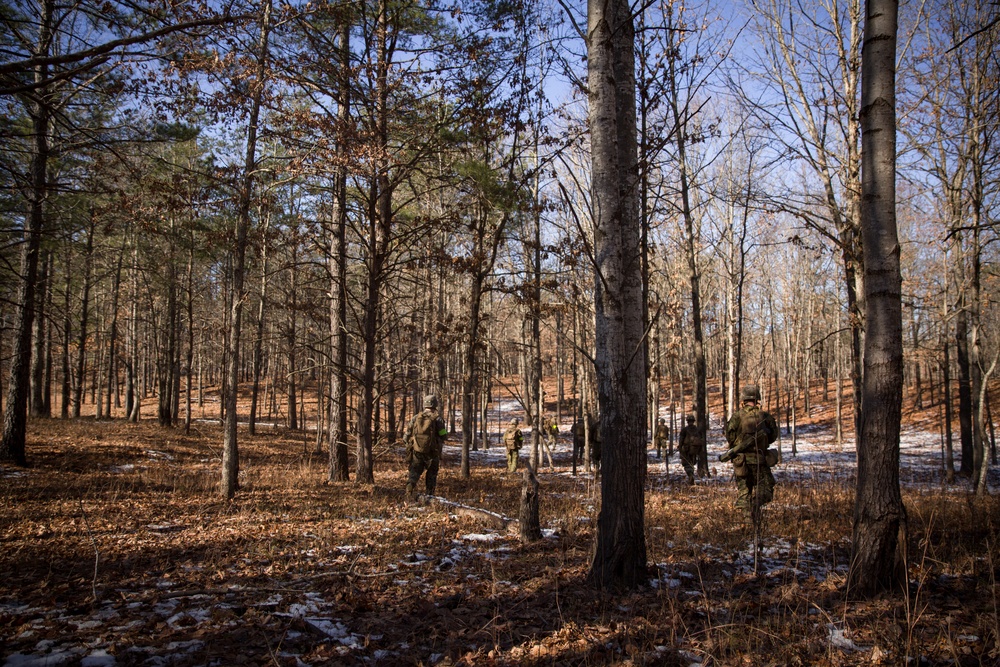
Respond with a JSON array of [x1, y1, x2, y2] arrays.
[[222, 0, 272, 499], [0, 0, 53, 465], [328, 14, 351, 483], [586, 0, 648, 590], [850, 0, 906, 596]]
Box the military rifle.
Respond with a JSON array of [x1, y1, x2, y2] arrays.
[[719, 442, 746, 463]]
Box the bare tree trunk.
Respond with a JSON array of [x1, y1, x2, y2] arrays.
[[586, 0, 648, 590], [249, 217, 270, 436], [60, 244, 72, 419], [104, 241, 125, 420], [1, 0, 53, 465], [222, 0, 271, 499], [327, 18, 351, 483], [158, 225, 178, 427], [849, 0, 905, 596], [956, 289, 974, 476], [286, 241, 298, 431], [126, 237, 141, 422], [184, 239, 195, 432], [519, 462, 542, 542], [30, 251, 51, 417]]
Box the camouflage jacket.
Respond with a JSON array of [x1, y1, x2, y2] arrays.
[[503, 426, 523, 452], [678, 424, 703, 456], [406, 409, 447, 458], [724, 404, 778, 456]]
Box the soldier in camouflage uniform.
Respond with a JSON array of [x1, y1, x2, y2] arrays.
[[654, 417, 669, 459], [540, 414, 558, 468], [677, 415, 699, 485], [722, 385, 779, 514], [503, 418, 524, 473], [404, 394, 448, 499]]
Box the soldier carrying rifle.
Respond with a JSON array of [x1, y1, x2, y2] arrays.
[[720, 385, 779, 516]]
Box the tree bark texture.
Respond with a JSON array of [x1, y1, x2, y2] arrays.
[[222, 0, 271, 499], [328, 18, 351, 480], [586, 0, 648, 590], [850, 0, 906, 596], [0, 0, 53, 465], [519, 462, 542, 542]]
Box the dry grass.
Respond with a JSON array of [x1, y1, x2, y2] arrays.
[[1, 417, 998, 666]]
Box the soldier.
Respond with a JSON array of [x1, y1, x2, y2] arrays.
[[404, 394, 448, 499], [540, 414, 558, 468], [653, 417, 669, 459], [503, 418, 524, 473], [721, 385, 779, 515], [677, 414, 699, 484], [571, 419, 586, 462], [588, 415, 601, 469]]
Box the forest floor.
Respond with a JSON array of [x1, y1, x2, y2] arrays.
[[2, 389, 1000, 666]]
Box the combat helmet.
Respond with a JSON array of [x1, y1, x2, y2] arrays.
[[740, 385, 761, 403], [686, 414, 695, 423], [424, 394, 439, 409]]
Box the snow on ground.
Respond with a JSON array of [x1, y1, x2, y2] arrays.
[[4, 402, 994, 665]]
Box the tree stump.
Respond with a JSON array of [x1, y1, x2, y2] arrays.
[[519, 461, 542, 542]]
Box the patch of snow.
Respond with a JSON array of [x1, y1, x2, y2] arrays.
[[677, 649, 703, 664], [401, 552, 430, 565], [165, 608, 211, 629], [79, 650, 115, 666], [827, 624, 862, 651], [287, 600, 321, 617], [460, 533, 500, 542], [303, 618, 364, 648], [4, 651, 79, 666], [71, 620, 103, 631], [163, 640, 205, 653]]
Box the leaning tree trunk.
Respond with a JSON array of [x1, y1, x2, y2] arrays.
[[849, 0, 906, 596], [585, 0, 648, 590]]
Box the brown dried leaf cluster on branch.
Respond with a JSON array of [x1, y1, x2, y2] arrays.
[[1, 418, 998, 666]]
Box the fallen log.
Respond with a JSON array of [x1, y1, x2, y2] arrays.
[[418, 494, 518, 532]]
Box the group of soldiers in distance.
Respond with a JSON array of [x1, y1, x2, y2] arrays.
[[401, 385, 780, 516]]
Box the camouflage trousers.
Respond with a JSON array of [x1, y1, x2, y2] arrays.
[[654, 438, 667, 457], [734, 459, 775, 512], [679, 451, 696, 483], [406, 450, 439, 496], [506, 448, 519, 473]]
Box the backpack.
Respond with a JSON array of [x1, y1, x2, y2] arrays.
[[411, 411, 437, 453], [739, 407, 772, 451]]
